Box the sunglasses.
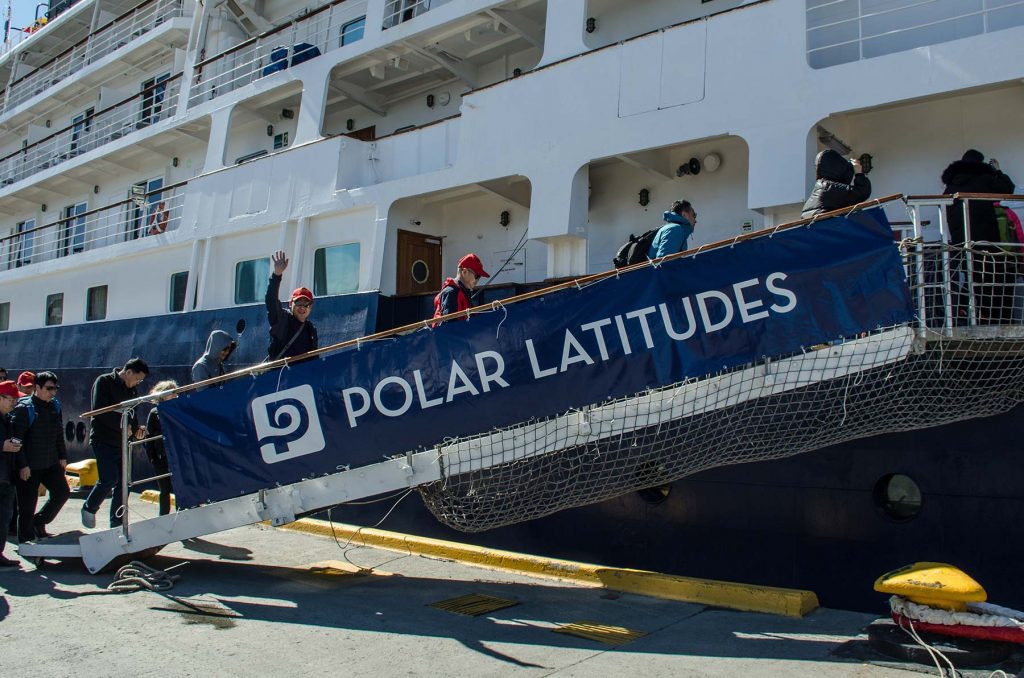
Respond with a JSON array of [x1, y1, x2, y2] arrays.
[[293, 301, 312, 308], [43, 385, 59, 392]]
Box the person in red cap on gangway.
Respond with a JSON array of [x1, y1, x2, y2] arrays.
[[16, 372, 34, 397], [433, 253, 490, 325], [266, 250, 319, 360]]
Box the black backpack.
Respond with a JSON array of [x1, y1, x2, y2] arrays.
[[613, 228, 659, 268]]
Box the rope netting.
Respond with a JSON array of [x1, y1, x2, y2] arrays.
[[419, 242, 1024, 532]]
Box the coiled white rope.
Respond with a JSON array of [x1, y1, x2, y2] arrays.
[[106, 560, 180, 593]]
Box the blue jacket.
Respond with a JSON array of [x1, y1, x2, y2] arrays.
[[648, 212, 694, 259]]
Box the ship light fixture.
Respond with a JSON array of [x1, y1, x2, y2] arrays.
[[346, 118, 355, 131], [281, 108, 294, 119], [93, 185, 99, 194], [426, 94, 435, 108], [676, 157, 701, 177], [859, 153, 874, 174], [586, 17, 596, 33], [267, 125, 274, 136], [500, 210, 510, 227], [638, 189, 650, 207]]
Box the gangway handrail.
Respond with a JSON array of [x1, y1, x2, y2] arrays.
[[82, 194, 906, 419]]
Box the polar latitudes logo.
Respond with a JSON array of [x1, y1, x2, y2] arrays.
[[251, 384, 326, 464]]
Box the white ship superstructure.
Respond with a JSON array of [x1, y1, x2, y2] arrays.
[[0, 0, 1020, 334]]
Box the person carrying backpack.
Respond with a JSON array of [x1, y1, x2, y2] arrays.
[[649, 200, 697, 260], [10, 371, 69, 542]]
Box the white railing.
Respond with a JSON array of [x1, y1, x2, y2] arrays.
[[3, 0, 188, 113], [0, 181, 187, 272], [0, 75, 182, 188], [806, 0, 1024, 69], [190, 0, 366, 106], [382, 0, 434, 29]]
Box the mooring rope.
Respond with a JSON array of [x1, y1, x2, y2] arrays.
[[106, 560, 180, 593]]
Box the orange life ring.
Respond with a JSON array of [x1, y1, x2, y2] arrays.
[[147, 202, 169, 235]]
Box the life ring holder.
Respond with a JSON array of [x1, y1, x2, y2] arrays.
[[147, 202, 170, 235]]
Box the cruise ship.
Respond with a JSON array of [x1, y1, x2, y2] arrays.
[[2, 0, 1023, 611]]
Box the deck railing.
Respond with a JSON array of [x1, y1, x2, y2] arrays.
[[0, 181, 187, 272], [3, 0, 188, 113], [189, 0, 366, 106], [0, 74, 182, 187]]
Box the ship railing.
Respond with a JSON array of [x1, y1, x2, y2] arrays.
[[382, 0, 439, 29], [0, 75, 182, 188], [903, 193, 1024, 338], [0, 181, 187, 272], [3, 0, 188, 114], [189, 0, 367, 107]]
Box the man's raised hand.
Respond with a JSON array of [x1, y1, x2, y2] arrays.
[[272, 250, 289, 276]]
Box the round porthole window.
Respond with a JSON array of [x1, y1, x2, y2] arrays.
[[873, 473, 922, 521], [411, 259, 429, 284], [65, 421, 75, 442], [637, 484, 671, 506], [76, 421, 87, 443]]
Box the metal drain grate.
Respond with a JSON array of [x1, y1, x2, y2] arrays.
[[553, 621, 647, 645], [429, 593, 520, 616]]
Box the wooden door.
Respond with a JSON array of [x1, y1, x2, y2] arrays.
[[397, 229, 442, 295], [347, 125, 376, 141]]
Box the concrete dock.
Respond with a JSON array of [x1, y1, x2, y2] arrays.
[[1, 496, 1020, 677]]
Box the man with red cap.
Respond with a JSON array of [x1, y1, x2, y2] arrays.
[[0, 380, 25, 565], [16, 372, 34, 397], [433, 253, 489, 325], [266, 250, 318, 360]]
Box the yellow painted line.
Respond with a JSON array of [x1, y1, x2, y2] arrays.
[[138, 491, 818, 617]]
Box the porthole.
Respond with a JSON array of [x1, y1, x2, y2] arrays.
[[873, 473, 922, 521], [76, 422, 87, 443], [65, 421, 75, 442], [411, 259, 429, 284], [637, 484, 671, 505]]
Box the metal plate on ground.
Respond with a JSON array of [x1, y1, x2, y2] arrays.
[[18, 530, 85, 559], [429, 593, 520, 616], [553, 620, 648, 646]]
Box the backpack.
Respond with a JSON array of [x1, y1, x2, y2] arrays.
[[18, 395, 61, 428], [613, 228, 659, 269], [994, 205, 1022, 253]]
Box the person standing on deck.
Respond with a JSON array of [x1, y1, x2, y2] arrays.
[[801, 150, 871, 218], [433, 254, 489, 325], [265, 251, 318, 361], [191, 330, 237, 384], [81, 359, 148, 529], [648, 200, 697, 260]]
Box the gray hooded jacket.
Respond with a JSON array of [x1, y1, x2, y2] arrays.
[[192, 330, 236, 383]]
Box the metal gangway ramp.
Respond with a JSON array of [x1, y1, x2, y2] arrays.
[[20, 194, 1024, 570]]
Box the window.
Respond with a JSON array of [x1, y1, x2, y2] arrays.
[[45, 293, 63, 326], [313, 243, 360, 296], [127, 177, 164, 240], [61, 202, 87, 256], [140, 73, 171, 126], [873, 473, 923, 522], [234, 257, 270, 304], [340, 16, 365, 45], [15, 219, 34, 267], [86, 285, 107, 321], [0, 302, 9, 331], [169, 271, 191, 312], [70, 107, 94, 155]]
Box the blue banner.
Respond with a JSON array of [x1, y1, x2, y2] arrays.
[[159, 209, 913, 508]]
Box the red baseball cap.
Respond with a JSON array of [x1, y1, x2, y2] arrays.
[[16, 371, 34, 388], [0, 380, 20, 399], [291, 287, 314, 303], [458, 253, 489, 278]]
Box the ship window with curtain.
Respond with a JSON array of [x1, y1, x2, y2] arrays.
[[234, 257, 271, 304], [313, 243, 360, 296], [169, 271, 189, 312], [340, 16, 365, 46], [15, 219, 34, 267], [0, 302, 9, 331], [45, 293, 63, 326], [86, 285, 107, 321]]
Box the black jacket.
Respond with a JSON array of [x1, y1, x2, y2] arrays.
[[0, 412, 26, 483], [145, 407, 167, 470], [942, 159, 1016, 244], [10, 396, 66, 471], [90, 370, 139, 447], [265, 274, 318, 360], [801, 150, 872, 218]]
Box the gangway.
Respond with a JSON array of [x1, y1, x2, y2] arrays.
[[20, 194, 1024, 570]]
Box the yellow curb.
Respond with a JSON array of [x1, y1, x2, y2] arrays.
[[138, 491, 817, 617]]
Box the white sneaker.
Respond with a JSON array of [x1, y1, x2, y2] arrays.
[[81, 507, 96, 529]]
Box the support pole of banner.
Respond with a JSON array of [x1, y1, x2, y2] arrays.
[[120, 409, 132, 544]]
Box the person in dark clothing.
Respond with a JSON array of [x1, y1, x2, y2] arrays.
[[433, 253, 489, 325], [191, 330, 237, 383], [942, 150, 1017, 322], [0, 380, 25, 565], [801, 149, 872, 218], [144, 380, 178, 516], [16, 371, 34, 396], [10, 371, 69, 542], [266, 250, 318, 360], [82, 358, 148, 529]]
